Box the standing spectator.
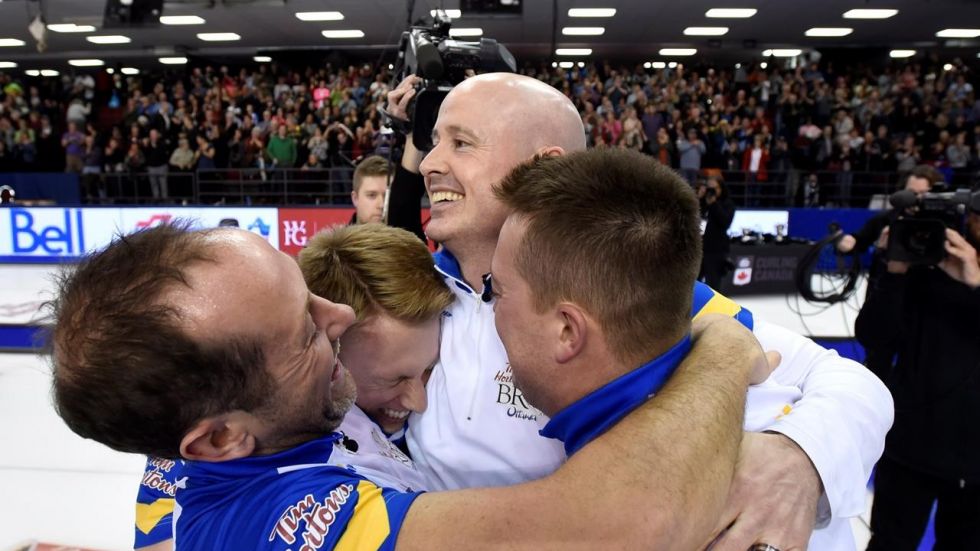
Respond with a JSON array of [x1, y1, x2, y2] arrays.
[[769, 136, 795, 205], [947, 131, 970, 170], [81, 134, 104, 202], [195, 134, 217, 172], [143, 129, 169, 201], [697, 176, 736, 289], [65, 98, 90, 127], [13, 130, 37, 171], [895, 136, 920, 174], [266, 124, 297, 170], [61, 121, 85, 174], [676, 127, 705, 185], [169, 138, 195, 171], [649, 127, 676, 168], [742, 134, 770, 206], [803, 173, 821, 207]]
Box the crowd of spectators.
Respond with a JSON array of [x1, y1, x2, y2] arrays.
[[0, 55, 977, 205]]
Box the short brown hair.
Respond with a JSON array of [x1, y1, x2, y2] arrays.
[[908, 165, 944, 188], [298, 224, 452, 324], [494, 148, 702, 364], [352, 155, 392, 193], [48, 224, 273, 458]]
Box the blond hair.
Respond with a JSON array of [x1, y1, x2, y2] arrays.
[[298, 224, 452, 323]]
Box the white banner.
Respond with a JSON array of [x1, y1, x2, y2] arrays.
[[0, 207, 280, 262]]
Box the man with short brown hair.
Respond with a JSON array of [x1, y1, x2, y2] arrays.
[[350, 155, 392, 225]]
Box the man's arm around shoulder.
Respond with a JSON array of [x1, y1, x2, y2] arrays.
[[396, 316, 763, 550]]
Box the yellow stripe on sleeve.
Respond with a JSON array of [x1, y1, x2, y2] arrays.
[[693, 291, 742, 321], [334, 480, 391, 551], [135, 498, 175, 535]]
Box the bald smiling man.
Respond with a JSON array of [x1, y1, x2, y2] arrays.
[[385, 72, 893, 550]]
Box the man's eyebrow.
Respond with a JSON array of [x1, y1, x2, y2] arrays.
[[432, 124, 481, 142]]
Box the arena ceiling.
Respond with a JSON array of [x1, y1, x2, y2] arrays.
[[0, 0, 977, 68]]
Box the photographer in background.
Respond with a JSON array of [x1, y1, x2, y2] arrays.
[[697, 175, 736, 289], [839, 165, 944, 375], [855, 199, 980, 551]]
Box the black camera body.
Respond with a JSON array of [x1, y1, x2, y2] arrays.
[[391, 11, 516, 150], [887, 189, 980, 265]]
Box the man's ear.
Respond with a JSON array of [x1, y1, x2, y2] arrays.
[[179, 413, 257, 462], [554, 302, 588, 364], [535, 145, 566, 158]]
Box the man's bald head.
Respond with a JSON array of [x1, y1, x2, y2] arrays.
[[447, 73, 586, 155]]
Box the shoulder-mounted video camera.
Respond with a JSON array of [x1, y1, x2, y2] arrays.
[[389, 10, 516, 151], [887, 188, 980, 265]]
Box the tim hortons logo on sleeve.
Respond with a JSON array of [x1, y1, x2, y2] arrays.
[[148, 457, 176, 472], [141, 469, 180, 497], [494, 364, 542, 422], [269, 484, 354, 550]]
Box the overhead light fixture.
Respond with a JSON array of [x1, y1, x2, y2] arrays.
[[86, 35, 131, 44], [197, 32, 240, 41], [843, 9, 898, 19], [551, 61, 557, 68], [567, 8, 616, 18], [253, 56, 272, 63], [106, 67, 114, 74], [0, 38, 27, 47], [577, 61, 584, 68], [763, 48, 802, 57], [652, 61, 666, 69], [159, 57, 188, 64], [449, 28, 483, 37], [121, 67, 139, 75], [430, 9, 462, 18], [805, 28, 853, 37], [936, 28, 980, 38], [47, 23, 96, 33], [684, 27, 729, 36], [555, 48, 592, 56], [889, 49, 916, 58], [559, 61, 574, 69], [735, 63, 742, 69], [659, 48, 697, 56], [668, 61, 678, 69], [943, 63, 954, 71], [0, 61, 17, 68], [296, 11, 344, 21], [25, 69, 40, 76], [760, 61, 768, 69], [705, 8, 757, 18], [68, 59, 104, 67], [160, 15, 206, 25], [643, 61, 651, 69], [321, 30, 364, 38], [33, 69, 59, 77], [562, 27, 605, 36]]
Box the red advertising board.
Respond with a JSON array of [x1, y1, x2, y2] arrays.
[[278, 208, 432, 256]]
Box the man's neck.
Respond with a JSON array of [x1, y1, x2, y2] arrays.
[[447, 239, 498, 292]]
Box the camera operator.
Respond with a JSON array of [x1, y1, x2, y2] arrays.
[[698, 175, 736, 289], [839, 165, 943, 376], [855, 204, 980, 550], [837, 165, 942, 259]]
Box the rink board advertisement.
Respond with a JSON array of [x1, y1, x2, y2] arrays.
[[0, 207, 280, 263]]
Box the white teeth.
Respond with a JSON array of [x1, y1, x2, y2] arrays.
[[431, 191, 464, 203], [382, 408, 411, 419]]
